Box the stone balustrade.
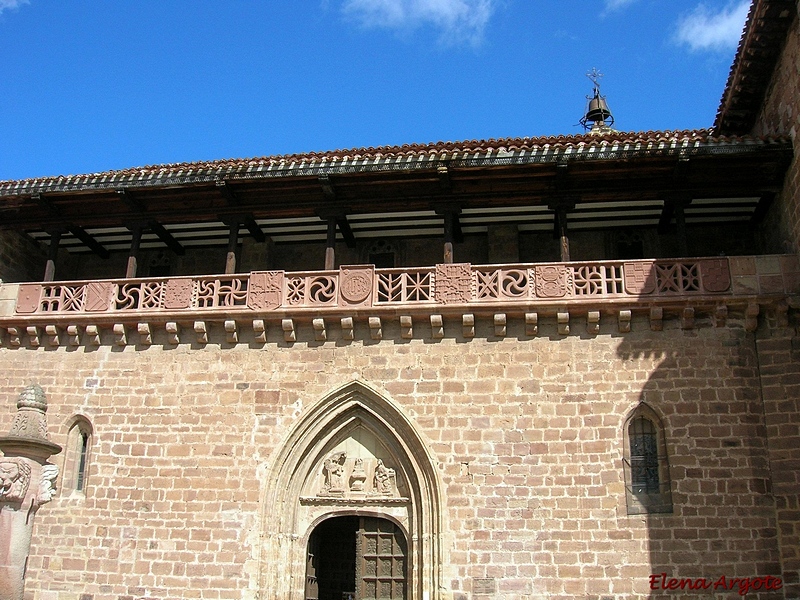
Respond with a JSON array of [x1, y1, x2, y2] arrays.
[[0, 255, 797, 347]]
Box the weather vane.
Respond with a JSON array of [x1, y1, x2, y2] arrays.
[[580, 68, 614, 132]]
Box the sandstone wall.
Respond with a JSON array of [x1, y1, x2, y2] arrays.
[[754, 11, 800, 254], [0, 229, 46, 283], [0, 315, 784, 600]]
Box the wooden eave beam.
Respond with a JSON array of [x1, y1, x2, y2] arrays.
[[750, 191, 776, 225], [33, 193, 110, 259], [149, 220, 186, 255], [216, 179, 240, 207], [242, 215, 266, 243], [335, 215, 357, 249]]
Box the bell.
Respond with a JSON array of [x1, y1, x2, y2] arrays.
[[585, 94, 612, 123]]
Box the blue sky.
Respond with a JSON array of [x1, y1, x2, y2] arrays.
[[0, 0, 750, 181]]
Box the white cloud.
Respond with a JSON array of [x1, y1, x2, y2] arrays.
[[0, 0, 29, 13], [675, 1, 750, 52], [604, 0, 638, 11], [341, 0, 498, 46]]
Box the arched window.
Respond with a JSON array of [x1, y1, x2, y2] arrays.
[[63, 416, 93, 496], [623, 404, 672, 514]]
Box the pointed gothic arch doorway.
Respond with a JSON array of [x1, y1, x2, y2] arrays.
[[306, 515, 408, 600], [259, 382, 444, 600]]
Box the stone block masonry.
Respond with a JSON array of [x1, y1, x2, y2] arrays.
[[0, 311, 790, 600]]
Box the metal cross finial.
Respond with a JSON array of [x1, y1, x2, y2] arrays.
[[587, 68, 603, 91]]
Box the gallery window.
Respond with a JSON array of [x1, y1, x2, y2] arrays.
[[623, 404, 672, 514], [64, 416, 93, 495]]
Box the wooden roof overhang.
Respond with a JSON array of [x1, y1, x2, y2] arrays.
[[0, 131, 792, 254]]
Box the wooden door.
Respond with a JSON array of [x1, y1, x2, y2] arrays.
[[356, 517, 407, 600]]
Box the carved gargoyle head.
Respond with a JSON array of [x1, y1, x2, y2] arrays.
[[0, 459, 31, 502]]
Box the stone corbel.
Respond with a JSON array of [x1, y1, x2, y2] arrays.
[[557, 311, 570, 335], [282, 319, 296, 342], [431, 315, 444, 339], [745, 302, 759, 332], [341, 317, 354, 341], [369, 317, 382, 340], [224, 320, 238, 344], [113, 323, 127, 346], [462, 314, 475, 338], [194, 321, 208, 344], [166, 322, 180, 345], [619, 310, 632, 333], [85, 325, 101, 346], [313, 318, 326, 341], [649, 307, 663, 331], [526, 313, 538, 336], [681, 307, 695, 330], [252, 320, 266, 343], [138, 322, 152, 345], [26, 326, 40, 347], [45, 325, 59, 347], [66, 325, 81, 346], [493, 313, 506, 337], [400, 316, 413, 339], [586, 311, 600, 334]]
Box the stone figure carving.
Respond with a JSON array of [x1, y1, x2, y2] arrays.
[[349, 458, 367, 492], [322, 451, 347, 496], [0, 459, 31, 503], [374, 459, 397, 496], [38, 463, 59, 505]]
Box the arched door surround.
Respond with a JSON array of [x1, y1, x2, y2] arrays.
[[258, 381, 445, 600]]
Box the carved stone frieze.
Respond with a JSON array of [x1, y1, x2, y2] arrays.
[[435, 263, 473, 304], [316, 451, 399, 499], [248, 271, 284, 310]]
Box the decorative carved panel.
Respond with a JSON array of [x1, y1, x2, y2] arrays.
[[535, 265, 571, 298], [16, 284, 42, 314], [84, 282, 113, 312], [699, 259, 731, 292], [434, 263, 472, 304], [248, 271, 284, 310], [624, 262, 656, 295], [339, 266, 374, 307], [163, 278, 193, 309]]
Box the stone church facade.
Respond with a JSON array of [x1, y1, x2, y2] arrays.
[[1, 1, 799, 599]]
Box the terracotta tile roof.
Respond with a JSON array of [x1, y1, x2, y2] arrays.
[[0, 129, 791, 198], [714, 0, 798, 135]]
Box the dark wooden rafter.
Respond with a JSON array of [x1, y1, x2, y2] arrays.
[[437, 164, 451, 190], [221, 214, 265, 243], [751, 191, 777, 224], [33, 193, 110, 259], [216, 179, 240, 207], [117, 189, 185, 256], [319, 174, 336, 199]]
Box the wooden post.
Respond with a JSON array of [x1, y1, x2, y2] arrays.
[[43, 230, 62, 282], [225, 221, 240, 274], [126, 224, 144, 278], [556, 206, 570, 262], [443, 212, 454, 264], [325, 217, 336, 270]]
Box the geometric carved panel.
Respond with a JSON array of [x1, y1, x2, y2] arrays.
[[624, 261, 656, 295]]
